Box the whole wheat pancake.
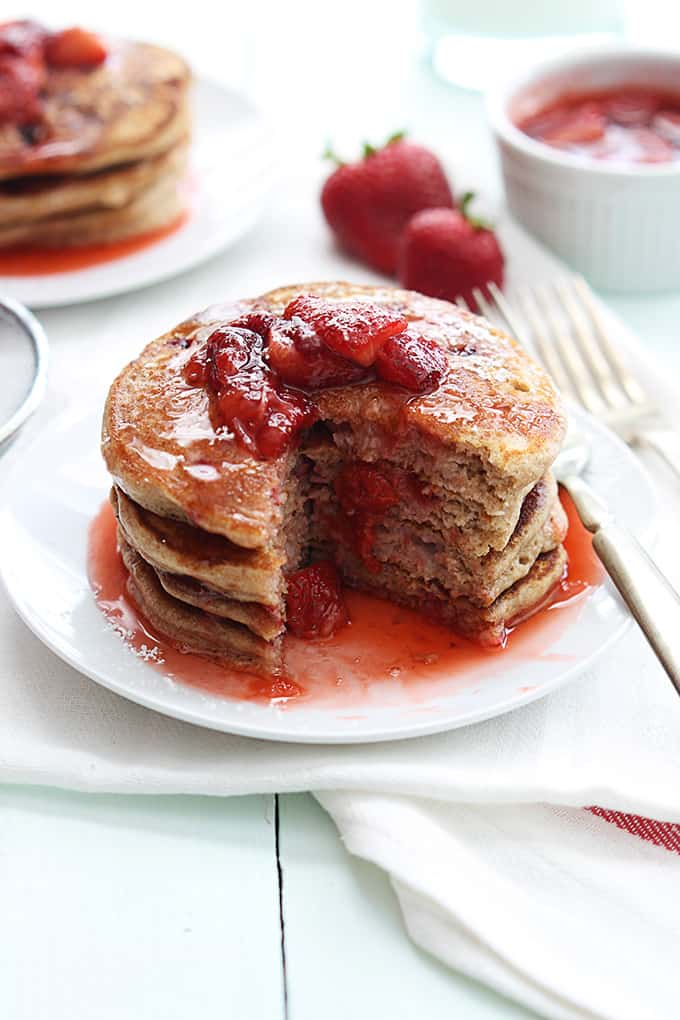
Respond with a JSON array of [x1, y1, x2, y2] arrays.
[[154, 570, 283, 641], [333, 545, 568, 646], [0, 146, 186, 247], [102, 283, 566, 554], [112, 486, 286, 607], [0, 38, 190, 182], [118, 535, 281, 674], [0, 140, 187, 227], [102, 282, 569, 668]]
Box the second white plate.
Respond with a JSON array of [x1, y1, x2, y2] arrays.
[[0, 77, 275, 309]]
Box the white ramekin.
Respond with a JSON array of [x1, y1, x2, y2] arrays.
[[487, 46, 680, 293]]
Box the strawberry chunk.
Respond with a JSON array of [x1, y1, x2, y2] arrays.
[[0, 56, 44, 124], [653, 110, 680, 144], [207, 326, 259, 386], [334, 462, 400, 573], [267, 318, 371, 389], [284, 295, 407, 367], [540, 104, 606, 146], [522, 103, 605, 146], [45, 27, 107, 69], [335, 462, 399, 516], [255, 387, 317, 460], [0, 20, 47, 125], [629, 127, 675, 163], [375, 330, 447, 393], [286, 561, 349, 638], [185, 325, 317, 459], [0, 19, 47, 57], [605, 92, 658, 126], [184, 346, 209, 386]]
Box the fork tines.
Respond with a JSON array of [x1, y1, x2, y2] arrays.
[[458, 275, 652, 432]]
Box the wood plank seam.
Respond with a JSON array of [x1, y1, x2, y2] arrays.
[[275, 794, 289, 1018]]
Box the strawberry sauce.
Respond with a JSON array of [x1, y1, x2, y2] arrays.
[[0, 209, 189, 276], [87, 491, 603, 708], [517, 88, 680, 164]]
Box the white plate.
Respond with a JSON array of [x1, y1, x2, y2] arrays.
[[0, 404, 657, 743], [0, 78, 274, 309]]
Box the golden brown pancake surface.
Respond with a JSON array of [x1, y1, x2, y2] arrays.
[[0, 37, 190, 181]]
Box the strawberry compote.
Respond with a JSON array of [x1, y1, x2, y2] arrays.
[[182, 297, 449, 460], [0, 20, 108, 127], [517, 87, 680, 164]]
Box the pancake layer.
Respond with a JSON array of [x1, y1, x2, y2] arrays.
[[102, 283, 568, 674], [0, 36, 191, 247]]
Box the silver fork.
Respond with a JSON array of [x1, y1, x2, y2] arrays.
[[464, 276, 680, 482], [456, 283, 680, 691]]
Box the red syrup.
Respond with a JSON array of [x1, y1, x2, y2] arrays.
[[87, 490, 603, 708], [0, 207, 190, 276]]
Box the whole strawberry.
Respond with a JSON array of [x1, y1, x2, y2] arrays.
[[321, 132, 455, 275], [398, 194, 504, 310]]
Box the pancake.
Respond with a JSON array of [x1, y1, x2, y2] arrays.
[[102, 283, 565, 554], [0, 140, 187, 227], [328, 545, 568, 646], [118, 534, 282, 675], [0, 144, 187, 247], [101, 282, 568, 670], [154, 570, 283, 641], [112, 486, 286, 608], [303, 427, 566, 603], [0, 38, 190, 181]]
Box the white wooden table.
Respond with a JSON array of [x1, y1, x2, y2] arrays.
[[5, 2, 680, 1016]]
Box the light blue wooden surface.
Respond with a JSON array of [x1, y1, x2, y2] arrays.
[[1, 787, 284, 1020], [1, 786, 541, 1019], [278, 794, 538, 1020]]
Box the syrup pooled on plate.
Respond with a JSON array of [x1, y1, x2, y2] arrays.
[[517, 87, 680, 164], [0, 210, 189, 276], [87, 491, 603, 708]]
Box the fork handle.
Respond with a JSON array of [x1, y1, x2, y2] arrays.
[[636, 429, 680, 485], [591, 526, 680, 693], [592, 523, 680, 697], [564, 472, 680, 695]]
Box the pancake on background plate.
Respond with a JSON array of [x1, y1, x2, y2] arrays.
[[101, 282, 568, 677], [0, 19, 190, 247]]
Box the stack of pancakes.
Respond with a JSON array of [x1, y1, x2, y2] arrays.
[[0, 36, 190, 248], [102, 282, 568, 676]]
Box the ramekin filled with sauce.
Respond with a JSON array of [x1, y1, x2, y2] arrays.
[[487, 48, 680, 291]]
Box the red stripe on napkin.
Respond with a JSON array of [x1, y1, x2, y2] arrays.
[[588, 807, 680, 855]]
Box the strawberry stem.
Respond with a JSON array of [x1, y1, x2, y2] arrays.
[[322, 144, 345, 167], [362, 130, 406, 160], [385, 130, 406, 145], [460, 191, 492, 230]]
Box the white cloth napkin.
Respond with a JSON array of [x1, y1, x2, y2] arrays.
[[3, 220, 680, 1020]]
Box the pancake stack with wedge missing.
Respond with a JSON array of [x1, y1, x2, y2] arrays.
[[0, 20, 190, 248], [102, 282, 568, 677]]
